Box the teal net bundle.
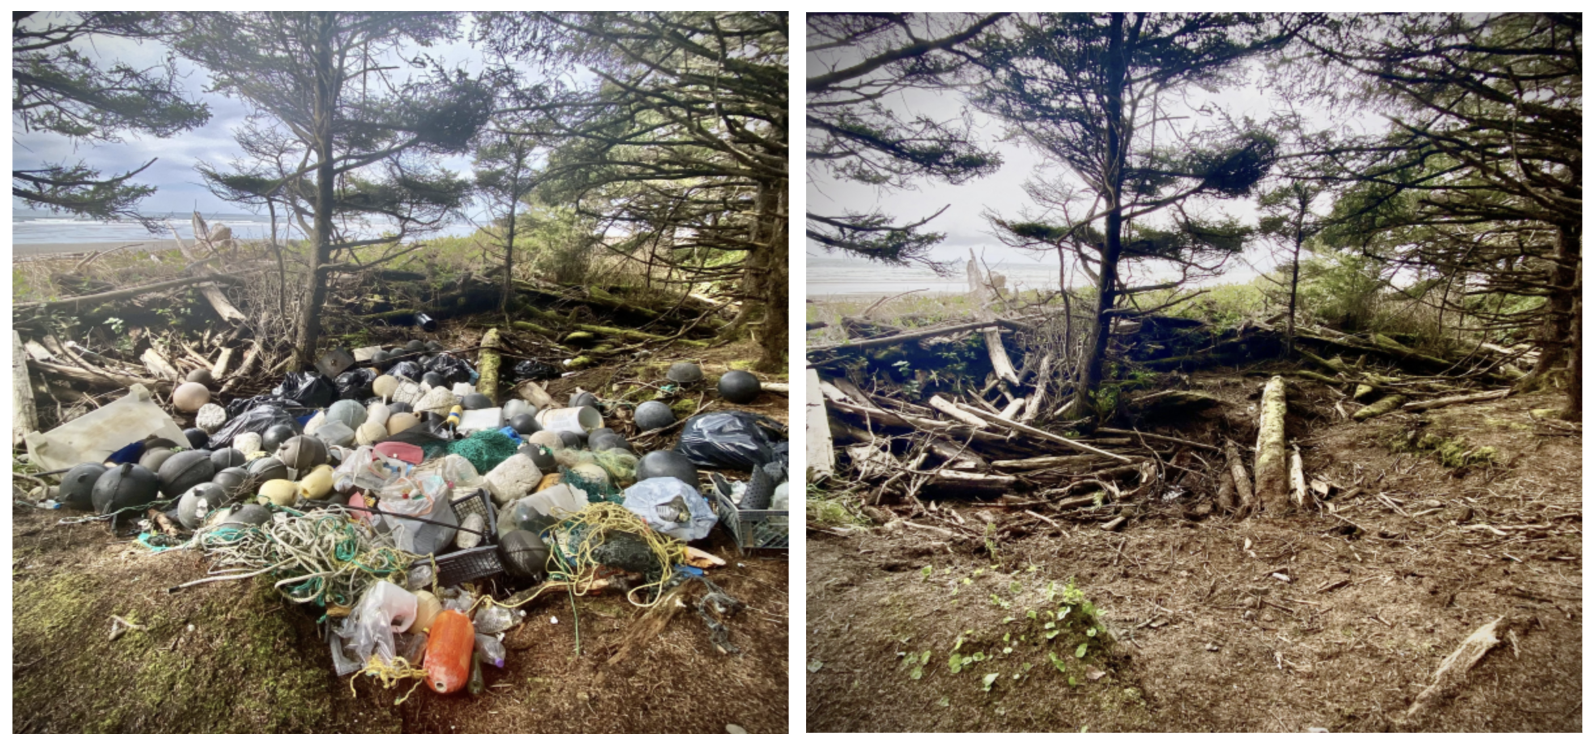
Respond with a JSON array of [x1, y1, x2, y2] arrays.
[[447, 430, 520, 474]]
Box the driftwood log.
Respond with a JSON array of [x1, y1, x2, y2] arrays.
[[1254, 375, 1290, 515], [805, 369, 834, 482], [13, 333, 38, 446], [476, 328, 502, 403]]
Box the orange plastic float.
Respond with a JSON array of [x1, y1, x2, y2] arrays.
[[423, 609, 475, 694]]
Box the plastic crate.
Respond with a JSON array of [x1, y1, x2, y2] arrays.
[[714, 496, 789, 555], [416, 489, 505, 587]]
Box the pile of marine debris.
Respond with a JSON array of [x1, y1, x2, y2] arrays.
[[806, 301, 1542, 532]]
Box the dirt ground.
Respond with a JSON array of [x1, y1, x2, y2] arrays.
[[805, 382, 1581, 733], [13, 337, 792, 734]]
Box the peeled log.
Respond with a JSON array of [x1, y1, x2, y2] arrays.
[[1253, 375, 1290, 515], [477, 328, 502, 403], [1352, 393, 1408, 421], [921, 470, 1016, 498]]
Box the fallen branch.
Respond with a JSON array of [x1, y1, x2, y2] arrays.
[[928, 395, 990, 430], [806, 318, 1033, 355], [956, 403, 1135, 464], [1402, 616, 1508, 725], [1400, 389, 1512, 413], [1254, 375, 1289, 516]]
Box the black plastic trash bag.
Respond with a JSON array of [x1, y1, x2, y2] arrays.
[[224, 394, 310, 419], [385, 360, 424, 382], [273, 372, 338, 409], [335, 368, 377, 402], [512, 359, 560, 381], [419, 353, 475, 385], [675, 410, 787, 471], [207, 405, 299, 450]]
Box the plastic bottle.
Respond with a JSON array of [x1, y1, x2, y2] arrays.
[[468, 649, 486, 696]]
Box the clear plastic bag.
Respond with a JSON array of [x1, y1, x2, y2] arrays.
[[337, 581, 417, 667], [472, 604, 518, 634], [475, 632, 506, 668], [332, 446, 410, 492], [623, 477, 717, 541]]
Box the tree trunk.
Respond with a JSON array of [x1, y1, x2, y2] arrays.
[[1075, 13, 1128, 412], [752, 177, 788, 372], [293, 14, 339, 369], [1563, 281, 1580, 421], [1524, 222, 1578, 388]]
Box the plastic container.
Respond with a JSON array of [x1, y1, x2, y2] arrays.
[[457, 408, 504, 435], [537, 406, 602, 434], [23, 384, 189, 471]]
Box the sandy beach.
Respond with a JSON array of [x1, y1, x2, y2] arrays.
[[10, 239, 185, 260]]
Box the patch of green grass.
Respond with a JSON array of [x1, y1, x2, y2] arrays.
[[806, 485, 867, 527]]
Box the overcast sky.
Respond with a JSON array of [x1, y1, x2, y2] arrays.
[[806, 17, 1386, 286], [11, 13, 542, 222]]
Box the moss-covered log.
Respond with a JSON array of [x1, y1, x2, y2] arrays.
[[477, 327, 501, 403], [1253, 375, 1290, 515], [510, 319, 557, 338], [1352, 393, 1408, 421], [572, 323, 709, 348]]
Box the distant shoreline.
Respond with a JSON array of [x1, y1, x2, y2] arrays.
[[12, 239, 185, 259]]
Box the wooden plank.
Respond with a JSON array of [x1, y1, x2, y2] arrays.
[[13, 333, 39, 447], [805, 368, 835, 482]]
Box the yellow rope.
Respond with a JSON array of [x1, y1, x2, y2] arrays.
[[349, 654, 429, 705]]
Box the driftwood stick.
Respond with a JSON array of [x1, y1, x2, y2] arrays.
[[1401, 388, 1512, 413], [805, 369, 835, 482], [1352, 393, 1409, 421], [958, 403, 1135, 464], [928, 395, 991, 430], [1096, 427, 1219, 453], [1403, 617, 1508, 724], [476, 327, 503, 403], [13, 273, 242, 313], [1225, 441, 1256, 515], [1289, 445, 1307, 510], [13, 333, 39, 447], [806, 318, 1032, 354], [26, 358, 163, 391]]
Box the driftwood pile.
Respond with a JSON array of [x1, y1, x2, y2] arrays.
[[806, 286, 1536, 534], [12, 212, 744, 442]]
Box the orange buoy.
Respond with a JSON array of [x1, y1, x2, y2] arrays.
[[423, 609, 475, 694]]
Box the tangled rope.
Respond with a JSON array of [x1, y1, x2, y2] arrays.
[[487, 502, 688, 611], [175, 506, 417, 607]]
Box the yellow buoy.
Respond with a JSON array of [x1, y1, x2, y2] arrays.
[[258, 478, 299, 507], [298, 465, 334, 500]]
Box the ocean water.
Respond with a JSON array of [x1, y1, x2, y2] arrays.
[[11, 211, 477, 245], [806, 253, 1061, 297]]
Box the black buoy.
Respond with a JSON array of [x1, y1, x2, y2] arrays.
[[261, 423, 298, 452], [158, 449, 216, 499], [91, 463, 160, 519], [210, 447, 247, 470], [245, 456, 290, 485], [517, 442, 557, 472], [138, 447, 176, 474], [634, 401, 675, 431], [509, 413, 539, 435], [717, 370, 762, 404], [421, 371, 444, 389], [499, 529, 551, 579], [212, 466, 252, 496], [636, 450, 699, 489], [184, 427, 210, 449], [590, 432, 631, 452], [666, 361, 703, 385], [558, 430, 586, 449], [569, 391, 599, 409], [461, 393, 493, 410], [59, 463, 108, 511]]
